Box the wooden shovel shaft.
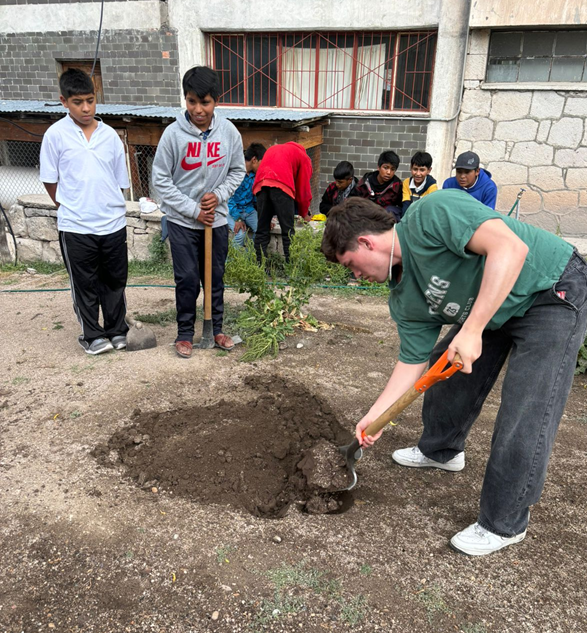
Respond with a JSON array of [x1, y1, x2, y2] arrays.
[[362, 352, 463, 439], [362, 387, 421, 438], [204, 225, 212, 320]]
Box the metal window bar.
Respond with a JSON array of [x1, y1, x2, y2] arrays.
[[207, 30, 437, 112]]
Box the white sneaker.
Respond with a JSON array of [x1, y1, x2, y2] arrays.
[[450, 522, 526, 556], [392, 446, 465, 472]]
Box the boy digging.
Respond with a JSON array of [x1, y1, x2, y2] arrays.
[[152, 66, 245, 358], [40, 68, 130, 355]]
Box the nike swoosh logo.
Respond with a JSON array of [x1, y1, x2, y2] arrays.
[[181, 158, 202, 170], [208, 155, 226, 166]]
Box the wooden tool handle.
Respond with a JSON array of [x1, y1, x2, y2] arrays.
[[203, 225, 212, 320], [363, 352, 463, 438]]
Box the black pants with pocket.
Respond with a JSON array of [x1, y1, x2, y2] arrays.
[[254, 186, 295, 262], [167, 220, 228, 343], [59, 227, 128, 343]]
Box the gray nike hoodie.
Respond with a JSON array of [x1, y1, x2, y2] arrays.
[[152, 111, 246, 229]]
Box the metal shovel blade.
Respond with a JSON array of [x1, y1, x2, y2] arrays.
[[338, 437, 363, 491], [197, 319, 215, 349]]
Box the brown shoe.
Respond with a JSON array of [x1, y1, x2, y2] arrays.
[[175, 340, 193, 358], [214, 333, 235, 351]]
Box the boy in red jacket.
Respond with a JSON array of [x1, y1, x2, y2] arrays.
[[252, 141, 312, 262]]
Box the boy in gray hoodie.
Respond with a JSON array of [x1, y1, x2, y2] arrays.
[[152, 66, 246, 358]]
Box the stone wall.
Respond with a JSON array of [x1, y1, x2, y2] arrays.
[[456, 30, 587, 236], [319, 117, 429, 197], [7, 194, 165, 262]]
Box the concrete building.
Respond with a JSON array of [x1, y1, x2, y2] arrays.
[[1, 0, 586, 236]]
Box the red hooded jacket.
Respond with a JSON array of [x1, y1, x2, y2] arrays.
[[252, 142, 313, 218]]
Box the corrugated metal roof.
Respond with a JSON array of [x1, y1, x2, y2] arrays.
[[0, 100, 329, 124]]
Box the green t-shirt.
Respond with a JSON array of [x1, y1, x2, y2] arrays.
[[389, 189, 573, 364]]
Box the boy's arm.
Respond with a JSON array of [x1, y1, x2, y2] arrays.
[[43, 183, 59, 208], [319, 186, 332, 215], [294, 154, 313, 218], [210, 130, 246, 212], [401, 179, 411, 213], [112, 134, 131, 190], [482, 181, 498, 210], [39, 130, 60, 208], [152, 131, 199, 219]]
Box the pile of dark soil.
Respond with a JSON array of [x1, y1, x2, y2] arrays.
[[92, 375, 354, 516]]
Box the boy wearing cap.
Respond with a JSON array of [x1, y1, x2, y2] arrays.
[[443, 151, 497, 209]]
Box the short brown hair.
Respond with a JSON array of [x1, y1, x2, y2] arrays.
[[321, 197, 396, 262]]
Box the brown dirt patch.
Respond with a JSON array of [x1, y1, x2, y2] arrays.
[[92, 376, 352, 517]]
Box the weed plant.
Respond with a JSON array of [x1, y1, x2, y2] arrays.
[[225, 224, 347, 361]]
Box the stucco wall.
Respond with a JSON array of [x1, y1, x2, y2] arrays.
[[454, 30, 587, 236], [470, 0, 587, 28]]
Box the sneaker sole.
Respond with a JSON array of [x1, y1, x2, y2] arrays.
[[449, 531, 526, 556], [81, 344, 114, 355], [392, 454, 465, 472], [113, 343, 127, 350]]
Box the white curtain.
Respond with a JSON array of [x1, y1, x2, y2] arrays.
[[356, 44, 387, 110], [280, 42, 387, 110], [316, 47, 353, 109], [281, 47, 316, 108]]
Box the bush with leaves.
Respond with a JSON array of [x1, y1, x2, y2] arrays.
[[577, 334, 587, 375], [224, 224, 343, 361]]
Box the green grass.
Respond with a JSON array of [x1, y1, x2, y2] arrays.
[[461, 624, 489, 633], [215, 545, 235, 565], [0, 262, 67, 275], [416, 584, 452, 623], [11, 376, 29, 385], [250, 562, 365, 630], [133, 307, 177, 326]]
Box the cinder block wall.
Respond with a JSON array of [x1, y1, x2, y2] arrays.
[[318, 116, 430, 208], [0, 29, 181, 105]]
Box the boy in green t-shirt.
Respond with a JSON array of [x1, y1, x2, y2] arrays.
[[321, 190, 587, 557]]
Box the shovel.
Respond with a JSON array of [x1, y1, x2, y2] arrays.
[[197, 225, 215, 349], [338, 350, 463, 491], [126, 316, 157, 352]]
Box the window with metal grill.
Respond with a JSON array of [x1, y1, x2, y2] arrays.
[[486, 30, 587, 83], [207, 31, 437, 112]]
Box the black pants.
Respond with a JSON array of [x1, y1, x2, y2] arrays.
[[254, 186, 295, 262], [167, 220, 228, 343], [59, 227, 128, 343]]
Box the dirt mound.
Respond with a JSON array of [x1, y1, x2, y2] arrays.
[[92, 375, 354, 516]]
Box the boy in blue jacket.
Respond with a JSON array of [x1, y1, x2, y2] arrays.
[[152, 66, 245, 358], [227, 142, 266, 247], [443, 151, 497, 209]]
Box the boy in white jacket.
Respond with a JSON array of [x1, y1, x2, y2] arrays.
[[153, 66, 245, 358]]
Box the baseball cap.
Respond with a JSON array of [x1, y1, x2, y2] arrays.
[[455, 151, 480, 170]]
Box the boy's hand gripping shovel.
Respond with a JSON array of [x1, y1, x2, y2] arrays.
[[197, 225, 215, 349], [338, 351, 463, 491]]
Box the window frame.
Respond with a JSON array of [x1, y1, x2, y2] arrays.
[[485, 29, 587, 85], [206, 30, 437, 113]]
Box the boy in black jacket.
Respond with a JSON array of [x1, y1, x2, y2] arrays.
[[319, 161, 357, 216], [353, 150, 402, 221]]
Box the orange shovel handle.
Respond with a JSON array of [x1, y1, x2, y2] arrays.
[[414, 350, 463, 393]]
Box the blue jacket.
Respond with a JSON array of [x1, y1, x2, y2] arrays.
[[228, 171, 256, 220], [442, 168, 497, 209]]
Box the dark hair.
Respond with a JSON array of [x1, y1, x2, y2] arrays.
[[333, 160, 354, 180], [244, 142, 266, 161], [182, 66, 220, 100], [59, 68, 95, 98], [321, 197, 396, 263], [411, 151, 433, 169], [378, 150, 400, 169]]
